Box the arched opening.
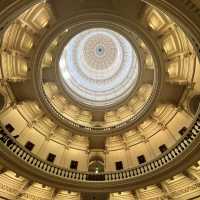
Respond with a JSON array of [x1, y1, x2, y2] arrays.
[[88, 161, 104, 173], [88, 155, 104, 173]]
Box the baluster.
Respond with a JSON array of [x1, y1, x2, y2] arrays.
[[76, 172, 80, 180], [183, 139, 190, 146], [180, 141, 187, 149], [47, 165, 51, 172], [29, 156, 34, 164], [126, 170, 130, 178], [8, 143, 15, 151], [161, 157, 166, 164], [52, 166, 56, 174], [59, 169, 62, 176], [175, 147, 181, 155], [112, 173, 115, 180], [136, 167, 141, 175], [12, 144, 18, 152], [57, 168, 61, 176], [18, 149, 23, 157], [22, 152, 27, 160], [62, 170, 66, 177], [109, 173, 113, 181], [140, 166, 144, 174], [168, 152, 174, 160], [144, 165, 148, 173], [46, 164, 50, 172], [65, 171, 69, 178], [72, 172, 75, 179], [178, 144, 184, 151], [195, 124, 200, 131], [83, 173, 87, 180], [15, 147, 21, 154], [154, 160, 159, 168], [150, 163, 154, 170], [123, 171, 127, 179], [164, 154, 170, 162], [129, 169, 134, 177], [42, 163, 47, 170], [104, 174, 108, 181], [196, 120, 200, 126], [117, 173, 121, 180], [24, 154, 30, 162], [170, 150, 176, 158], [52, 167, 56, 174], [145, 164, 150, 172], [160, 159, 164, 166], [36, 160, 41, 167], [40, 162, 44, 170], [32, 158, 37, 165], [141, 166, 145, 174], [39, 161, 43, 168], [79, 172, 83, 180], [191, 128, 198, 136], [54, 167, 58, 175]]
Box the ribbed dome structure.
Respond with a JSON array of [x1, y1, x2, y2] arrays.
[[0, 0, 200, 200], [59, 28, 139, 108]]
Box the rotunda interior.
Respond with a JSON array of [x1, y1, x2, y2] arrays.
[[0, 0, 200, 200]]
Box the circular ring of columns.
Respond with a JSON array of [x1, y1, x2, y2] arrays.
[[32, 12, 165, 136]]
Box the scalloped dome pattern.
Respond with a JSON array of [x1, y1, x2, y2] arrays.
[[59, 28, 139, 107]]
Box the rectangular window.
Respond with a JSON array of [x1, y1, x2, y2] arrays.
[[159, 144, 168, 153], [137, 155, 146, 164], [25, 141, 35, 151], [70, 160, 78, 170], [5, 124, 14, 133], [47, 153, 56, 163], [115, 161, 123, 170], [179, 127, 187, 136]]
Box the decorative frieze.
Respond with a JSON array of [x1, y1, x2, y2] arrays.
[[0, 182, 18, 194], [170, 182, 200, 196]]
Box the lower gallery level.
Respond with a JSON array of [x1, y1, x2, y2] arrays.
[[0, 163, 200, 200]]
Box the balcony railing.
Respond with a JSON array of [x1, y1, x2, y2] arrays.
[[0, 112, 200, 182]]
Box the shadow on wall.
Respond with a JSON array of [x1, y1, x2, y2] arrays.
[[189, 95, 200, 115], [0, 94, 5, 111]]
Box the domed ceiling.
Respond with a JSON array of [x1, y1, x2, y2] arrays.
[[0, 0, 200, 193], [59, 28, 139, 108]]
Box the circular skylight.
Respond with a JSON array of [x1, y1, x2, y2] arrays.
[[59, 28, 139, 108]]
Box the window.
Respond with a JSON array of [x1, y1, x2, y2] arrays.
[[179, 127, 187, 136], [13, 135, 19, 139], [5, 124, 14, 133], [70, 160, 78, 170], [159, 144, 168, 153], [137, 155, 146, 164], [47, 153, 56, 163], [25, 141, 35, 151], [115, 161, 123, 170]]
